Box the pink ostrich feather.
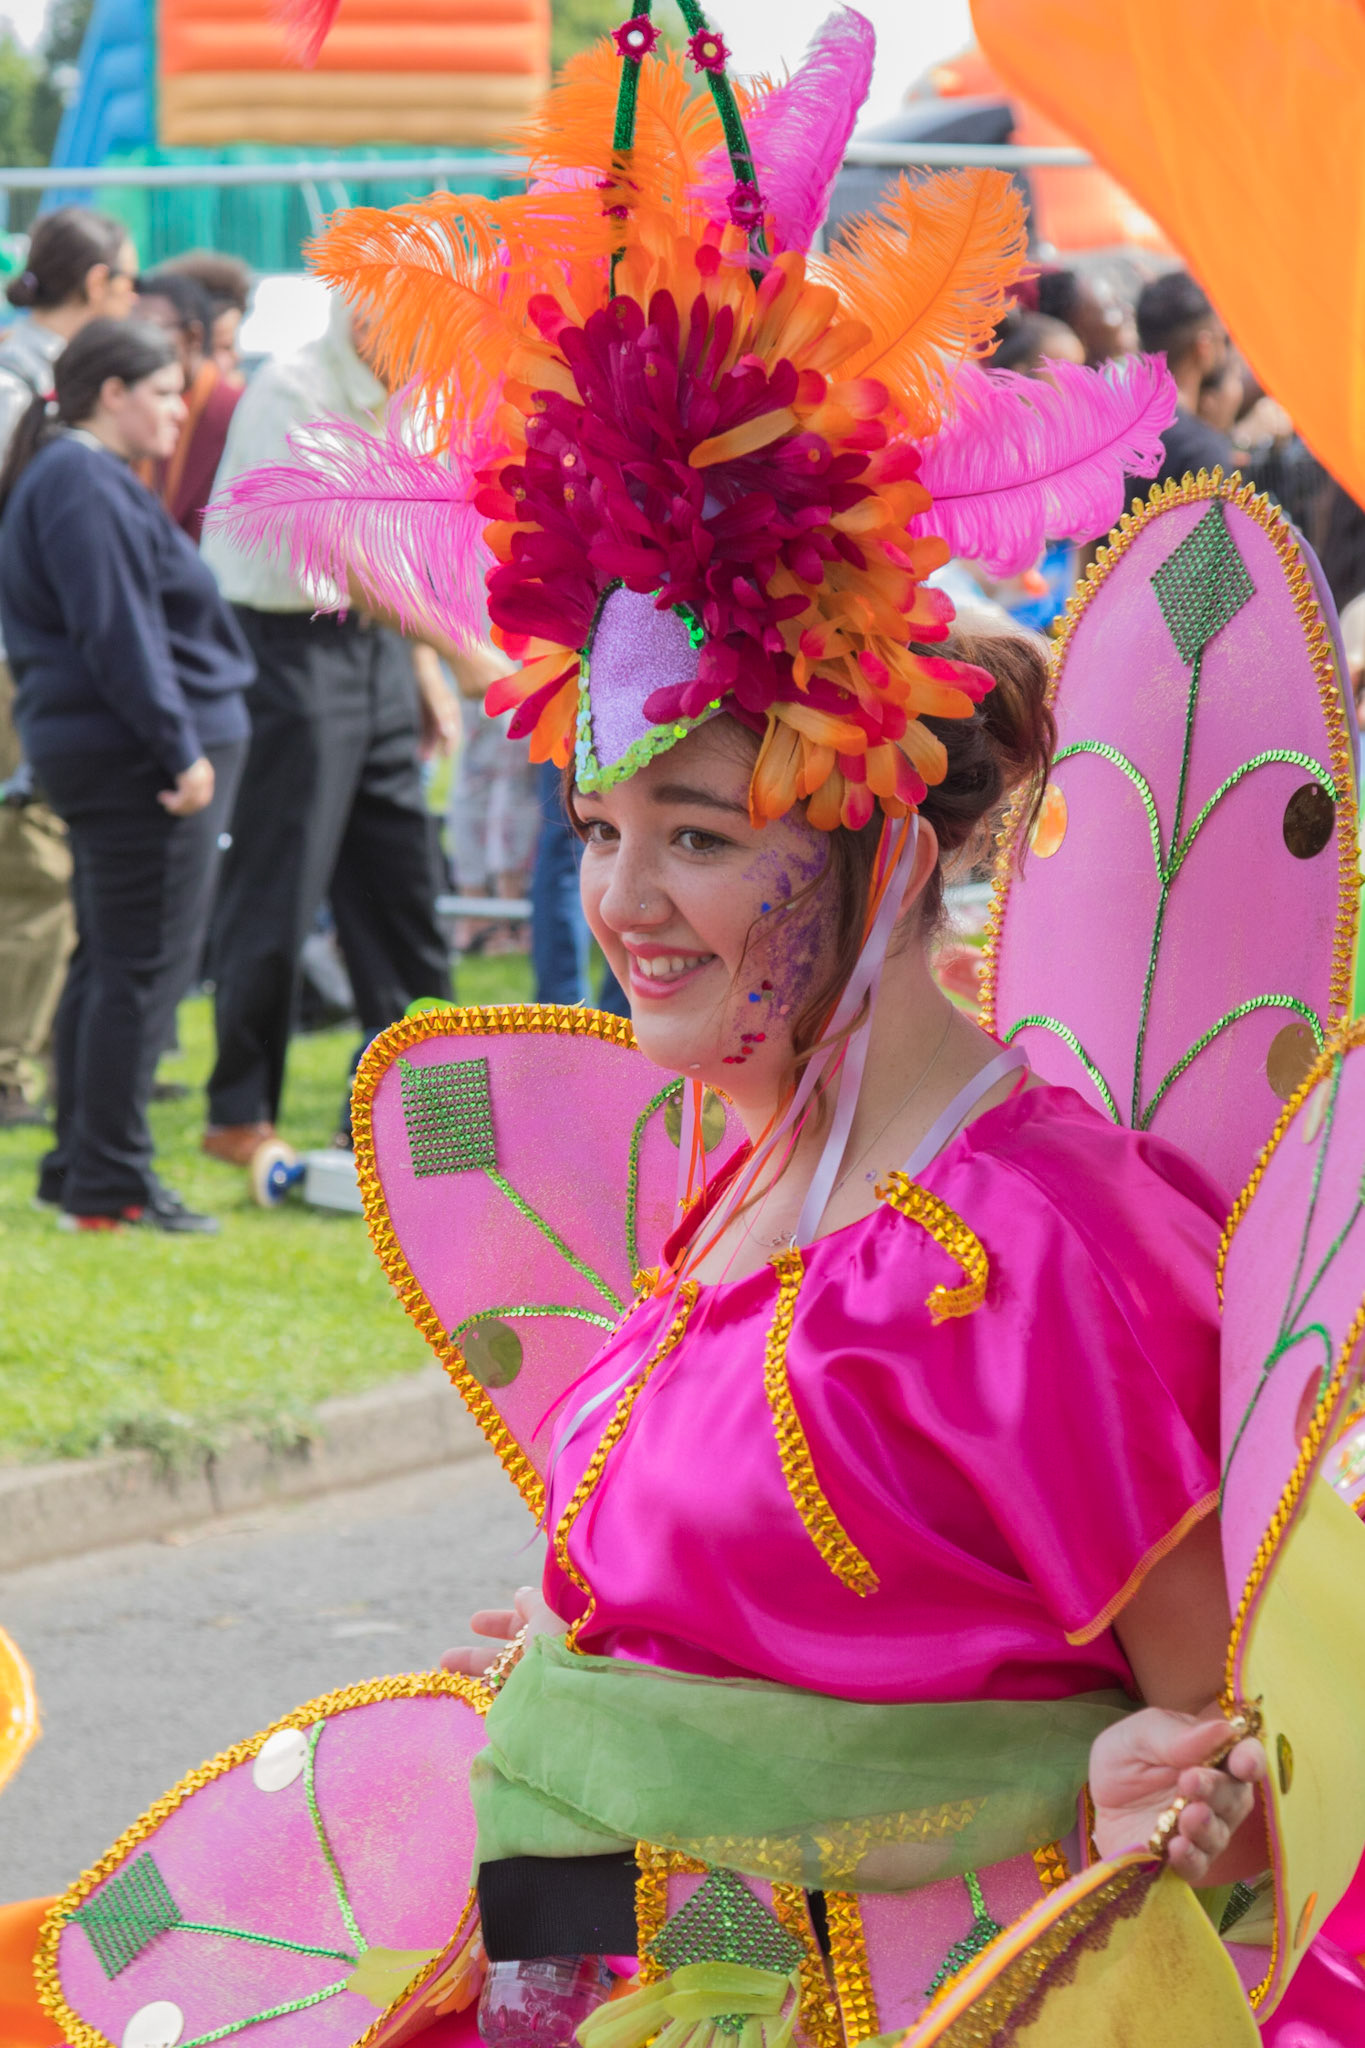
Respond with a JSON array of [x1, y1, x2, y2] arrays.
[[209, 407, 493, 649], [694, 7, 876, 253], [909, 353, 1177, 575], [270, 0, 341, 66]]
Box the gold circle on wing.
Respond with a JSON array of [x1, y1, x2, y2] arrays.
[[1029, 781, 1068, 859], [1266, 1020, 1320, 1102]]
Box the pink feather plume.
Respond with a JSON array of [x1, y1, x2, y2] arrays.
[[909, 353, 1178, 575], [270, 0, 341, 66], [695, 7, 876, 253], [209, 406, 493, 650]]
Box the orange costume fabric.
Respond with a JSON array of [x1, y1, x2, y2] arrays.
[[970, 0, 1365, 507], [0, 1899, 60, 2047]]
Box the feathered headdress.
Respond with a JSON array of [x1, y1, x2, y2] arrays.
[[222, 0, 1174, 831]]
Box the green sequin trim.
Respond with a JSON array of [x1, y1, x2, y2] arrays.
[[625, 1079, 684, 1274], [400, 1055, 497, 1177], [485, 1165, 626, 1314], [1223, 1049, 1365, 1491], [179, 1978, 355, 2048], [1140, 994, 1323, 1127], [1001, 1014, 1121, 1123], [573, 582, 719, 794], [304, 1719, 367, 1956], [1152, 501, 1255, 664], [451, 1303, 618, 1342], [71, 1850, 358, 1982], [923, 1871, 1005, 1999], [649, 1868, 804, 2002]]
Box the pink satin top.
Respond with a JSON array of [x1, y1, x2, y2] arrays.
[[542, 1084, 1226, 1704]]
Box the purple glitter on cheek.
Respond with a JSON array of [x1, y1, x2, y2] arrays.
[[587, 588, 701, 770]]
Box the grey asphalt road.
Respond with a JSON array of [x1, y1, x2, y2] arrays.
[[0, 1455, 539, 1900]]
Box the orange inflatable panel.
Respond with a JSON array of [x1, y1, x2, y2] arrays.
[[161, 0, 548, 76]]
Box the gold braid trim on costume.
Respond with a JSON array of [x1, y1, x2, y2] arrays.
[[554, 1285, 699, 1650], [824, 1891, 881, 2045], [1031, 1841, 1070, 1893], [36, 1671, 493, 2048], [979, 471, 1360, 1054], [920, 1862, 1157, 2045], [1214, 1019, 1365, 2008], [763, 1249, 879, 1596], [351, 1003, 641, 1517], [874, 1175, 990, 1323], [771, 1883, 844, 2048]]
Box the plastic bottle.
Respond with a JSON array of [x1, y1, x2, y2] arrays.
[[477, 1955, 613, 2047]]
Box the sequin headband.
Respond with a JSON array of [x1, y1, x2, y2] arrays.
[[222, 4, 1175, 830]]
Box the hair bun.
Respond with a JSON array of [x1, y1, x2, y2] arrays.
[[5, 268, 37, 308]]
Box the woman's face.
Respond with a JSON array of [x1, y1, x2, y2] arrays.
[[98, 362, 187, 462], [575, 719, 841, 1099]]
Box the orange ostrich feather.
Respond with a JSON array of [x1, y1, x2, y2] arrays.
[[822, 169, 1029, 432]]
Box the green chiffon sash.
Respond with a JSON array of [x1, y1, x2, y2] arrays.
[[472, 1635, 1132, 1892]]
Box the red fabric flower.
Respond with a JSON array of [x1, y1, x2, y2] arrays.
[[726, 180, 765, 231], [613, 14, 660, 60], [687, 26, 728, 71]]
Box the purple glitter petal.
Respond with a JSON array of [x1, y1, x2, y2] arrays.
[[587, 587, 703, 771]]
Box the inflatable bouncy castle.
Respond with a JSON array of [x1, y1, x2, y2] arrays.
[[53, 0, 548, 162]]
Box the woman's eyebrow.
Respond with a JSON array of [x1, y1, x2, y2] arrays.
[[648, 782, 749, 815]]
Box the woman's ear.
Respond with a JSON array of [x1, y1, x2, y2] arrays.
[[81, 262, 110, 307], [898, 815, 939, 919], [96, 374, 128, 415]]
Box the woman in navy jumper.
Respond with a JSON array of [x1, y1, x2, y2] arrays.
[[0, 319, 252, 1232]]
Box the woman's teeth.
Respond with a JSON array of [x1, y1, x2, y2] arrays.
[[635, 953, 713, 978]]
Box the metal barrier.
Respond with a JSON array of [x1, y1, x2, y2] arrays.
[[0, 138, 1092, 197]]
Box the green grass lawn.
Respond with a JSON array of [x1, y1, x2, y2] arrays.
[[0, 956, 532, 1465]]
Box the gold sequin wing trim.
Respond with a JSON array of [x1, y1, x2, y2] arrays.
[[764, 1249, 879, 1596], [36, 1671, 494, 2048], [875, 1174, 989, 1322], [1216, 1018, 1365, 2010], [980, 470, 1359, 1062], [912, 1858, 1158, 2047], [825, 1891, 880, 2045], [352, 1004, 641, 1518], [553, 1285, 699, 1651]]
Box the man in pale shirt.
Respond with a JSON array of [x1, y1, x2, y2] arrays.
[[200, 291, 455, 1162]]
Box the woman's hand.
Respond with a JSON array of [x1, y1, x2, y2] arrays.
[[440, 1583, 564, 1679], [159, 756, 214, 816], [1090, 1706, 1267, 1883]]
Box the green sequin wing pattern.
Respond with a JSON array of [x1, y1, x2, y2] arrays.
[[984, 476, 1358, 1200], [361, 1013, 746, 1502], [649, 1868, 805, 2034]]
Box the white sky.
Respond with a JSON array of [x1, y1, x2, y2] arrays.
[[0, 0, 978, 123], [721, 0, 976, 128], [0, 1, 45, 47]]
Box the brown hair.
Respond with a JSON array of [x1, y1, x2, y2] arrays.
[[6, 207, 127, 311], [781, 629, 1055, 1072]]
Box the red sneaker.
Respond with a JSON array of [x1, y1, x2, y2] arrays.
[[57, 1209, 142, 1233]]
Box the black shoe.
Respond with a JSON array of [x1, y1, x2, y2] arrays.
[[136, 1187, 220, 1236]]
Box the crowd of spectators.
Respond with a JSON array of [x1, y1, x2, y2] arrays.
[[0, 214, 1358, 1235]]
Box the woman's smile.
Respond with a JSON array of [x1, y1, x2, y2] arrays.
[[624, 945, 719, 997]]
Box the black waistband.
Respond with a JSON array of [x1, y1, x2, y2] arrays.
[[477, 1856, 833, 1964]]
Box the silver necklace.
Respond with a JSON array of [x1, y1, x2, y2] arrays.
[[750, 1012, 955, 1248]]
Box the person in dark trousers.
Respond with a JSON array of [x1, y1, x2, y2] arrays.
[[0, 320, 253, 1232], [0, 205, 139, 1127], [200, 292, 451, 1161]]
